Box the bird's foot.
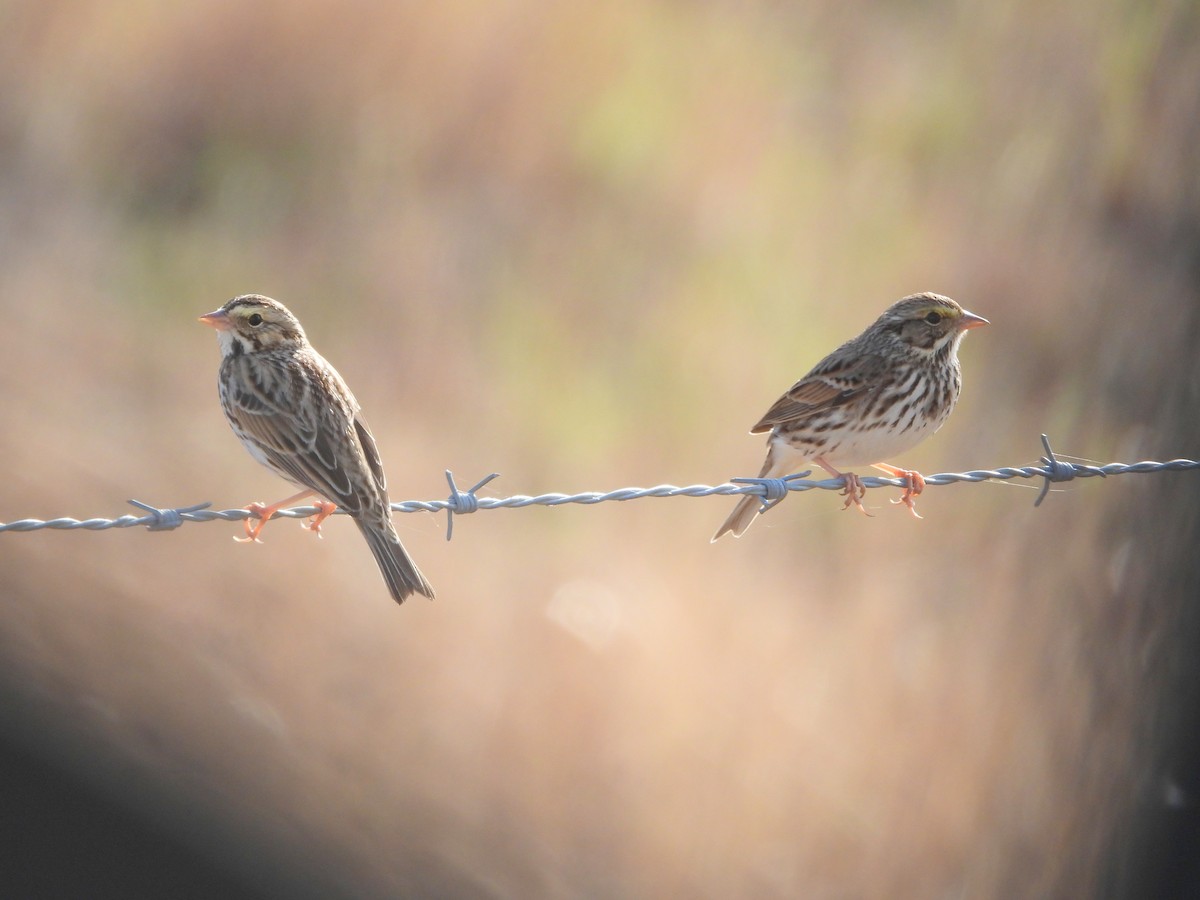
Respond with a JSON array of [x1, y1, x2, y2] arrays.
[[874, 464, 926, 519], [235, 501, 274, 543], [839, 473, 872, 517], [301, 501, 338, 538]]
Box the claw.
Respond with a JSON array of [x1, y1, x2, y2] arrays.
[[874, 464, 926, 518], [235, 502, 272, 542], [233, 490, 315, 544], [838, 473, 873, 517], [301, 501, 338, 538], [813, 456, 873, 517]]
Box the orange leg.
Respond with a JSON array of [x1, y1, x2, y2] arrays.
[[236, 489, 315, 543], [300, 500, 339, 538], [873, 463, 926, 519], [814, 456, 871, 517]]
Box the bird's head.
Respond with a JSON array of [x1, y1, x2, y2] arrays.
[[199, 294, 307, 356], [877, 292, 988, 356]]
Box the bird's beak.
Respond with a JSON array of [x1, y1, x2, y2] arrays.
[[959, 310, 989, 330], [199, 309, 231, 331]]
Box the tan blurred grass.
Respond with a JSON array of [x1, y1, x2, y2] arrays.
[[1, 0, 1198, 896]]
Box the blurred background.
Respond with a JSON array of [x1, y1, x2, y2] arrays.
[[1, 1, 1199, 896]]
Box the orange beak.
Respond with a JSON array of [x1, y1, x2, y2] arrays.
[[959, 310, 989, 330], [199, 308, 231, 331]]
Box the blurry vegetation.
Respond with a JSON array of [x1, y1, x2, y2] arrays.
[[1, 0, 1199, 897]]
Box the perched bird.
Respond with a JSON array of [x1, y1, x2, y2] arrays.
[[199, 294, 434, 603], [712, 292, 988, 540]]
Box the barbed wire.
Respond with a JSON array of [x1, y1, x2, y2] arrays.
[[2, 436, 1197, 540]]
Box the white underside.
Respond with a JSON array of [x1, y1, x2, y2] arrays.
[[769, 415, 946, 473]]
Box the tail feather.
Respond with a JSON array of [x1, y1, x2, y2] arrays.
[[711, 493, 763, 541], [712, 440, 803, 542], [357, 520, 435, 603]]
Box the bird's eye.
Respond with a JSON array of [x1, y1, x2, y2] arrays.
[[924, 311, 943, 325], [247, 313, 264, 327]]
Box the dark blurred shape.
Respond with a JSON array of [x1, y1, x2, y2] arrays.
[[1089, 18, 1200, 898], [0, 722, 266, 899]]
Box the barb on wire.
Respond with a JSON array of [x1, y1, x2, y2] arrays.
[[126, 499, 213, 531], [1035, 433, 1082, 507], [443, 469, 500, 541], [2, 436, 1198, 537], [732, 471, 812, 513]]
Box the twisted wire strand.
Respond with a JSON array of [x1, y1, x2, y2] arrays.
[[2, 436, 1196, 537]]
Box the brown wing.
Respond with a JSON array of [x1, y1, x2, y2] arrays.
[[353, 414, 389, 498], [750, 349, 887, 433], [225, 354, 375, 515]]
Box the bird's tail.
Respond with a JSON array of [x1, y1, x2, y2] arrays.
[[711, 443, 799, 542], [711, 493, 764, 541], [357, 520, 435, 603]]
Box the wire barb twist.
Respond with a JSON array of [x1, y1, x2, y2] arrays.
[[2, 436, 1198, 536], [127, 499, 213, 531], [732, 471, 813, 513], [443, 470, 501, 541], [1035, 433, 1080, 507]]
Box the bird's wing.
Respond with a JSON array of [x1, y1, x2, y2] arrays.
[[353, 414, 389, 497], [750, 350, 887, 433], [225, 357, 370, 515]]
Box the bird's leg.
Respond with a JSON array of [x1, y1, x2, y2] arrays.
[[237, 489, 315, 543], [300, 500, 339, 538], [873, 463, 926, 519], [814, 456, 871, 517]]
